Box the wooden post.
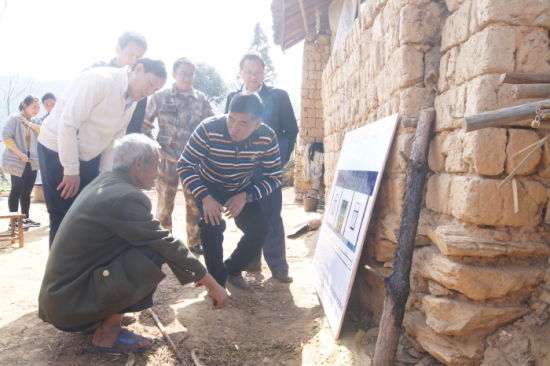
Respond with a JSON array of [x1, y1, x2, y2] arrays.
[[372, 108, 435, 366], [464, 99, 550, 131]]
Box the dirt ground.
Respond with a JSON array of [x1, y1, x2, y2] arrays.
[[0, 187, 374, 366]]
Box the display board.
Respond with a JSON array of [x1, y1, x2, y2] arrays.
[[313, 114, 399, 338]]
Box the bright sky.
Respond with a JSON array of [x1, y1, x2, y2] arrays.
[[0, 0, 303, 100]]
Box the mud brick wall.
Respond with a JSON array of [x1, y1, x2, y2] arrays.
[[294, 32, 331, 202], [317, 0, 550, 365]]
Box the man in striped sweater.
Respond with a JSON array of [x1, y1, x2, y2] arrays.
[[176, 92, 282, 289]]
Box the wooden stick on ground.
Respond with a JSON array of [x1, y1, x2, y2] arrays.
[[372, 108, 435, 366], [191, 349, 207, 366], [148, 309, 183, 362]]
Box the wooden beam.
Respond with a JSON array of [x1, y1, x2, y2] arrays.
[[464, 99, 550, 131], [501, 73, 550, 84], [297, 0, 309, 35], [512, 84, 550, 99], [372, 108, 435, 366], [281, 0, 286, 49]]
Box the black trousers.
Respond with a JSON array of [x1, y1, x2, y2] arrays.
[[196, 185, 269, 287], [8, 163, 37, 218], [245, 187, 289, 274], [37, 142, 100, 247]]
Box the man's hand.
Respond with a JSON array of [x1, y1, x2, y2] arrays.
[[17, 152, 29, 163], [196, 273, 228, 310], [202, 195, 223, 226], [224, 192, 247, 219], [57, 174, 80, 199]]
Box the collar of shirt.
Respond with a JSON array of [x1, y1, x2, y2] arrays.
[[171, 84, 197, 99], [242, 82, 266, 94], [123, 94, 134, 110], [122, 68, 136, 110]]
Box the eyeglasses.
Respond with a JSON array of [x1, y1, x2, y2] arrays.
[[243, 71, 264, 78], [176, 71, 194, 79]]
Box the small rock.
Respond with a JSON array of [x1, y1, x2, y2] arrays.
[[539, 290, 550, 305]]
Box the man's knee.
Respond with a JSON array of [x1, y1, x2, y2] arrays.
[[199, 219, 226, 235]]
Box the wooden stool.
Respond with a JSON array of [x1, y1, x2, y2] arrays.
[[0, 212, 25, 248]]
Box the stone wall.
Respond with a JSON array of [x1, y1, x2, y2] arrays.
[[293, 32, 331, 202], [318, 0, 550, 365]]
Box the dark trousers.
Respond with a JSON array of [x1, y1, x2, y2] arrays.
[[196, 186, 268, 287], [246, 187, 289, 275], [8, 163, 37, 218], [59, 246, 164, 333], [37, 142, 100, 247]]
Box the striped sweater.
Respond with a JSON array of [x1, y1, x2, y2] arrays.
[[176, 116, 282, 202]]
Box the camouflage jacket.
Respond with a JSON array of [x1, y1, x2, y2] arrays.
[[143, 84, 213, 162]]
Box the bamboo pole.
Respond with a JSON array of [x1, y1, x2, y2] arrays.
[[464, 99, 550, 131], [512, 84, 550, 99], [372, 108, 435, 366], [501, 73, 550, 84]]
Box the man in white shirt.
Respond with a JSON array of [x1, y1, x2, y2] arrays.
[[38, 58, 167, 246]]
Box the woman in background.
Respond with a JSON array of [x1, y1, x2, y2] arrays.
[[2, 95, 42, 229]]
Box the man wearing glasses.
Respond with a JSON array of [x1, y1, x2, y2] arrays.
[[143, 57, 213, 256]]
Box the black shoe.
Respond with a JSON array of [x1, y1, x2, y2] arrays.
[[227, 274, 252, 289], [189, 244, 204, 256], [273, 272, 293, 283]]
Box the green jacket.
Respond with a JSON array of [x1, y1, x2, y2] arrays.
[[38, 171, 206, 330]]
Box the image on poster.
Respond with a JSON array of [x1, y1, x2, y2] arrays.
[[313, 114, 399, 338]]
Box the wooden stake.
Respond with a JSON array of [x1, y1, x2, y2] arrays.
[[372, 108, 435, 366]]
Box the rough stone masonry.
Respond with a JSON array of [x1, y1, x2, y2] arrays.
[[296, 0, 550, 364]]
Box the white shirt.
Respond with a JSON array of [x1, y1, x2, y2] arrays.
[[38, 67, 137, 175]]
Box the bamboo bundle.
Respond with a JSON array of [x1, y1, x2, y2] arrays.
[[532, 102, 550, 128]]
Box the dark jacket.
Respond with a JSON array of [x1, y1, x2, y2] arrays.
[[225, 83, 298, 165], [38, 171, 206, 330]]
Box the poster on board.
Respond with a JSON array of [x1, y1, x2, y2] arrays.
[[313, 114, 399, 338]]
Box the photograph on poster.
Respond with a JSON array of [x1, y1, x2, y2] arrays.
[[327, 170, 378, 252], [313, 114, 399, 338]]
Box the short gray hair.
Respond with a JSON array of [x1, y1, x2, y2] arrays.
[[113, 133, 160, 172]]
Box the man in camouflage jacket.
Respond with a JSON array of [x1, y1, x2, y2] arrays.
[[142, 57, 213, 255]]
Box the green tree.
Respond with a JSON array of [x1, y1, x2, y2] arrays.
[[193, 62, 227, 111], [250, 23, 277, 84]]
